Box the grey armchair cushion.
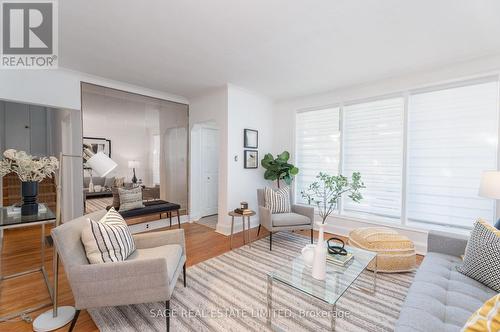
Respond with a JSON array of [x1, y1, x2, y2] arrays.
[[272, 213, 310, 227], [127, 244, 182, 282]]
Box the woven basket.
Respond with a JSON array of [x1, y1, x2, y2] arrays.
[[348, 227, 416, 273]]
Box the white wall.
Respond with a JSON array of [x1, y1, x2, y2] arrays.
[[272, 54, 500, 253], [225, 85, 274, 233]]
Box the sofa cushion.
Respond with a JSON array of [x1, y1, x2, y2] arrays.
[[117, 200, 181, 219], [127, 244, 182, 282], [118, 187, 144, 212], [396, 252, 496, 332], [272, 212, 310, 227], [265, 186, 291, 213], [457, 219, 500, 292], [462, 293, 500, 332]]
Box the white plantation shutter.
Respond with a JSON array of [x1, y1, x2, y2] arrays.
[[343, 98, 404, 220], [407, 81, 499, 229], [295, 108, 340, 204]]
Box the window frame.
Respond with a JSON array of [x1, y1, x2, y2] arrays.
[[293, 75, 500, 232]]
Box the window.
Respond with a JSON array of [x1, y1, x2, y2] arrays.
[[295, 108, 340, 204], [294, 78, 499, 231], [407, 81, 498, 229], [343, 98, 404, 221]]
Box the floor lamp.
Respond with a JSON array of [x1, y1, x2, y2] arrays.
[[32, 149, 117, 331]]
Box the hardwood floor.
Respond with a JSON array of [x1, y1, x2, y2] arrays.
[[0, 223, 423, 331]]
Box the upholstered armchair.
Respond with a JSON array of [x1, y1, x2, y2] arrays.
[[51, 210, 186, 332], [257, 188, 315, 250]]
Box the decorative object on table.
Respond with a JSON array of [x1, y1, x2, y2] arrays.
[[0, 149, 59, 216], [301, 244, 316, 267], [300, 171, 364, 280], [348, 227, 416, 272], [244, 150, 258, 169], [243, 129, 258, 148], [32, 145, 117, 332], [128, 160, 140, 184], [240, 201, 248, 209], [261, 151, 298, 188], [478, 170, 500, 229], [264, 186, 291, 213], [327, 237, 348, 255], [457, 219, 500, 292], [327, 250, 353, 267], [234, 201, 253, 214], [93, 185, 102, 193], [88, 169, 94, 193]]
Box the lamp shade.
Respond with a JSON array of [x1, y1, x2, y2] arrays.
[[87, 152, 118, 177], [128, 160, 140, 169], [479, 171, 500, 199]]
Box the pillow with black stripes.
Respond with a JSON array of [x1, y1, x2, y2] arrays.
[[265, 186, 291, 213], [81, 207, 136, 264]]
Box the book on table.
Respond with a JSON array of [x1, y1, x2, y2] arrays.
[[234, 208, 253, 215], [327, 251, 354, 267]]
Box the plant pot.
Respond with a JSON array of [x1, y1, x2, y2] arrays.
[[311, 222, 327, 280], [21, 181, 39, 216]]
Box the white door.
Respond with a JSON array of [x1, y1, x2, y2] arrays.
[[5, 102, 30, 151], [201, 127, 218, 216]]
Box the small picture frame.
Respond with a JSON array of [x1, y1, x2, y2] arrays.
[[244, 129, 258, 148], [244, 150, 258, 169]]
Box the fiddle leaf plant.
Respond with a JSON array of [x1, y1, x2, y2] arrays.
[[301, 172, 365, 224], [261, 151, 299, 188]]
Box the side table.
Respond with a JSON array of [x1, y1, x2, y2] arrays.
[[0, 204, 56, 322], [228, 210, 256, 249]]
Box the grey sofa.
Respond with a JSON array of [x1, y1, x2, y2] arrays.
[[52, 210, 187, 331], [256, 188, 315, 250], [395, 230, 496, 332]]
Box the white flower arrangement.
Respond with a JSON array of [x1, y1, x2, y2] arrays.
[[0, 149, 59, 182]]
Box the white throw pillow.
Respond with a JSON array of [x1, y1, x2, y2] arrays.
[[118, 187, 144, 212], [265, 186, 291, 213], [81, 208, 136, 264]]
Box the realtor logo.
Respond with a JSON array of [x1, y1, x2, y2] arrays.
[[1, 0, 58, 68]]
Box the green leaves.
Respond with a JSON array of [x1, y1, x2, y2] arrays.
[[260, 151, 299, 187], [300, 172, 365, 224]]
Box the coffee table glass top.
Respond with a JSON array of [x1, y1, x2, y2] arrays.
[[268, 245, 376, 305], [0, 204, 56, 227]]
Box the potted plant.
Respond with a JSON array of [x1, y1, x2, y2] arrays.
[[300, 172, 364, 280], [261, 151, 299, 188], [0, 149, 59, 215]]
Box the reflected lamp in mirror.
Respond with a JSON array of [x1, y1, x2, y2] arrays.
[[479, 170, 500, 229], [128, 160, 140, 184]]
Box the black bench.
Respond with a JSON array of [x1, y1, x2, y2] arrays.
[[108, 200, 182, 228]]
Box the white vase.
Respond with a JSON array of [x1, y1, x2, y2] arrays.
[[301, 244, 316, 267], [311, 222, 327, 280]]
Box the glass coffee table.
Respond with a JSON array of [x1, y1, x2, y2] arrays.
[[267, 245, 377, 331]]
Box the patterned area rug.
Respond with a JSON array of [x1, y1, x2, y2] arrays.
[[88, 232, 414, 331], [85, 197, 113, 214]]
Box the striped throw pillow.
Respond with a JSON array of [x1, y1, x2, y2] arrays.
[[457, 219, 500, 292], [265, 186, 291, 213], [81, 208, 136, 264]]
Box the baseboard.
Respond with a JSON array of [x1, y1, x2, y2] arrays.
[[129, 215, 191, 234]]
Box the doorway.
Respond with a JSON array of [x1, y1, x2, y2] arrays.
[[190, 122, 219, 228]]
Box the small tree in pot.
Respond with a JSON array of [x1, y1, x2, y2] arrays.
[[261, 151, 299, 188], [301, 172, 365, 224]]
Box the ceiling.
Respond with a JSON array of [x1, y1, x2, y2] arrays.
[[59, 1, 500, 100]]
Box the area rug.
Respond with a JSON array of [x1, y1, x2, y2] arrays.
[[194, 214, 218, 229], [88, 232, 414, 331]]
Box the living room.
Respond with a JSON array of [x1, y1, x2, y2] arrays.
[[0, 1, 499, 332]]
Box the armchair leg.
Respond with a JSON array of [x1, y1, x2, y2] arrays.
[[68, 309, 80, 332], [311, 229, 313, 244], [269, 232, 272, 251], [257, 224, 261, 236], [183, 263, 187, 287], [166, 300, 170, 332]]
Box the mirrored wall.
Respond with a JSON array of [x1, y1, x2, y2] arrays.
[[81, 83, 189, 216]]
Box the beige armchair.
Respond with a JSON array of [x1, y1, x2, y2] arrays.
[[257, 188, 315, 250], [51, 210, 186, 332]]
